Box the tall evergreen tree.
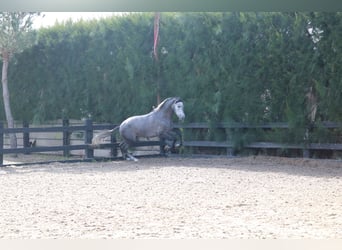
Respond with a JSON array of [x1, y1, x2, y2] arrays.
[[0, 12, 40, 148]]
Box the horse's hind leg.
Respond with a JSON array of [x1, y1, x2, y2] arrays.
[[119, 141, 138, 162]]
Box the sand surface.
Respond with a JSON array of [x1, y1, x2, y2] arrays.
[[0, 155, 341, 239]]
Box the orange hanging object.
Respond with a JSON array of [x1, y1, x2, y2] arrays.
[[153, 12, 160, 61]]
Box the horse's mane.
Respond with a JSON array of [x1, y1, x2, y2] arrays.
[[154, 97, 182, 111]]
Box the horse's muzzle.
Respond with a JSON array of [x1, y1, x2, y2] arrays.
[[178, 114, 185, 122]]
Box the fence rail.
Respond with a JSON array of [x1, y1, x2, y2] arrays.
[[0, 119, 164, 166], [0, 120, 341, 166], [179, 122, 342, 158]]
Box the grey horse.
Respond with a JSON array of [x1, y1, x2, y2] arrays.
[[92, 97, 185, 161]]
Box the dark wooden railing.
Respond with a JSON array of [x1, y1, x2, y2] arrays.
[[177, 122, 342, 158], [0, 119, 164, 166], [0, 120, 341, 166]]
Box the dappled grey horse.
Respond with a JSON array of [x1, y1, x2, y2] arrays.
[[92, 97, 185, 161]]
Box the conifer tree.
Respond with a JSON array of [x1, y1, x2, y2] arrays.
[[0, 12, 40, 149]]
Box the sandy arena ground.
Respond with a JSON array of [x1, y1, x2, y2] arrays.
[[0, 155, 341, 239]]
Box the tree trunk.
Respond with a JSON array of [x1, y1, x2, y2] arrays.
[[1, 51, 17, 149]]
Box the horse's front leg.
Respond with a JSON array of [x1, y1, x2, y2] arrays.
[[160, 128, 183, 153], [171, 128, 183, 148]]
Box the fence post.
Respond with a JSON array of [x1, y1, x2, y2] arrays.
[[23, 121, 30, 154], [159, 138, 166, 155], [84, 119, 94, 159], [63, 119, 70, 157], [303, 127, 310, 158], [110, 134, 118, 157], [0, 122, 3, 166], [225, 128, 234, 157]]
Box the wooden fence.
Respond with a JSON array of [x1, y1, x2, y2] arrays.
[[0, 120, 341, 166], [0, 119, 164, 166], [177, 122, 342, 158]]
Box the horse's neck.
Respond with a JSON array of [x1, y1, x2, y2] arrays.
[[153, 106, 173, 122]]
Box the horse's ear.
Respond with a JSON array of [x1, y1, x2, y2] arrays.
[[174, 97, 183, 104]]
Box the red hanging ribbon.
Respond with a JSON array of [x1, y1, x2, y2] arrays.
[[153, 12, 160, 61]]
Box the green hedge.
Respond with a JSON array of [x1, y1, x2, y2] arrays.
[[4, 12, 342, 145]]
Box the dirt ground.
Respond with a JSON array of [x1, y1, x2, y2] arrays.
[[0, 155, 341, 239]]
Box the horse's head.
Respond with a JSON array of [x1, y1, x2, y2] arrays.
[[156, 97, 185, 121], [171, 97, 185, 121]]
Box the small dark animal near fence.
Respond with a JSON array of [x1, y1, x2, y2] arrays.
[[0, 120, 341, 166]]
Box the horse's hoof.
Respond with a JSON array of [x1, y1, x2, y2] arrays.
[[125, 155, 138, 162]]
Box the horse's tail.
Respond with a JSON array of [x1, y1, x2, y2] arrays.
[[91, 126, 120, 146]]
